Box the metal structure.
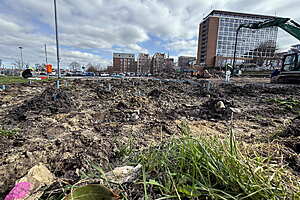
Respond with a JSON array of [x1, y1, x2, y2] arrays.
[[44, 44, 48, 64], [233, 17, 300, 83], [18, 46, 24, 69], [54, 0, 60, 78]]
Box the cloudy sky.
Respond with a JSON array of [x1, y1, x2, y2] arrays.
[[0, 0, 299, 68]]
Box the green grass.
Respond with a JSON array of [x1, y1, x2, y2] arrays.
[[39, 123, 300, 200], [135, 131, 300, 199], [268, 98, 300, 113], [0, 76, 29, 84], [0, 129, 18, 136], [0, 76, 58, 85]]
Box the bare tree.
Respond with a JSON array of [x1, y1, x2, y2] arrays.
[[252, 41, 277, 67], [86, 66, 98, 73], [69, 61, 81, 71]]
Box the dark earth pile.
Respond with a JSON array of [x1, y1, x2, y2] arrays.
[[166, 98, 236, 121], [222, 83, 300, 97], [9, 87, 74, 121], [283, 116, 300, 137]]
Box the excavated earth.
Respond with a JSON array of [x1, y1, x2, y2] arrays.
[[0, 78, 300, 198]]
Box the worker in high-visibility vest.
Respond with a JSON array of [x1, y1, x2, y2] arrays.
[[46, 64, 53, 74]]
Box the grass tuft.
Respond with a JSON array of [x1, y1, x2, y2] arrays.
[[0, 129, 18, 137], [136, 131, 300, 199]]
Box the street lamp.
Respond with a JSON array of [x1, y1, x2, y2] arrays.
[[19, 46, 24, 69], [232, 26, 242, 74], [53, 0, 60, 78]]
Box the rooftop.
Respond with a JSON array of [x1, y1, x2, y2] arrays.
[[204, 10, 276, 20]]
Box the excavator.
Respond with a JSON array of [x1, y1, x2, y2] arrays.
[[239, 17, 300, 83]]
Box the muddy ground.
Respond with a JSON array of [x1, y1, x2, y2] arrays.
[[0, 77, 300, 198]]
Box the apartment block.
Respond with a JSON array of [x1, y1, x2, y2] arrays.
[[197, 10, 278, 67], [137, 53, 151, 73], [151, 53, 166, 74], [113, 53, 135, 73], [178, 56, 196, 69]]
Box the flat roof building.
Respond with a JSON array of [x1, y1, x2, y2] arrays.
[[137, 53, 151, 74], [113, 53, 135, 73], [151, 53, 166, 74], [197, 10, 278, 67], [178, 56, 196, 70]]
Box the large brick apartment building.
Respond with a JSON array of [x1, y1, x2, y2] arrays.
[[113, 53, 135, 73], [197, 10, 278, 67]]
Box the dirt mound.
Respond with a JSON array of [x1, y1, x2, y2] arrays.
[[166, 98, 236, 121], [95, 87, 113, 99], [282, 117, 300, 137], [200, 98, 236, 120], [222, 83, 300, 97], [9, 88, 74, 121], [148, 89, 162, 98], [222, 84, 259, 97]]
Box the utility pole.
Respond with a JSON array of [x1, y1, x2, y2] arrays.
[[19, 46, 24, 69], [44, 44, 48, 64], [54, 0, 60, 78]]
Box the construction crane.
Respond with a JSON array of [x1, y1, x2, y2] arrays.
[[235, 17, 300, 83]]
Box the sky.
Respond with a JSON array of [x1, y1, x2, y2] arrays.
[[0, 0, 299, 69]]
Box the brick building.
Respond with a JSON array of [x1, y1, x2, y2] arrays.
[[178, 56, 196, 70], [197, 10, 278, 67], [164, 58, 175, 72], [151, 53, 166, 74], [113, 53, 135, 73], [137, 53, 151, 73]]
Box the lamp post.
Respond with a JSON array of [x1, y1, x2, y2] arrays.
[[232, 26, 241, 74], [44, 44, 48, 64], [19, 46, 24, 69], [54, 0, 60, 78]]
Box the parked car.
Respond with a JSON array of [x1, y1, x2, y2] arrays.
[[100, 73, 110, 77], [84, 72, 95, 77]]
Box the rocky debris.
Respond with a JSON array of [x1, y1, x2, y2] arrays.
[[4, 163, 55, 200], [8, 87, 74, 121], [95, 87, 113, 99], [201, 98, 235, 120]]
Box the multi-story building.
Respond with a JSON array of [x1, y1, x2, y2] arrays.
[[197, 10, 278, 67], [151, 53, 166, 74], [113, 53, 135, 73], [164, 58, 175, 72], [137, 53, 151, 74], [178, 56, 196, 70]]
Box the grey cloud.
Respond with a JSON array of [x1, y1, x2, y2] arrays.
[[0, 0, 300, 67]]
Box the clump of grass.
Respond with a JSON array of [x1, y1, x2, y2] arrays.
[[0, 129, 18, 136], [137, 132, 300, 199], [0, 76, 58, 85], [268, 98, 300, 112]]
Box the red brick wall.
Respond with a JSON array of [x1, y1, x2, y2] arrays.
[[205, 17, 219, 67]]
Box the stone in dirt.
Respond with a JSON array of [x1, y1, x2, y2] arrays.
[[201, 98, 235, 120], [104, 164, 142, 184], [5, 163, 55, 200]]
